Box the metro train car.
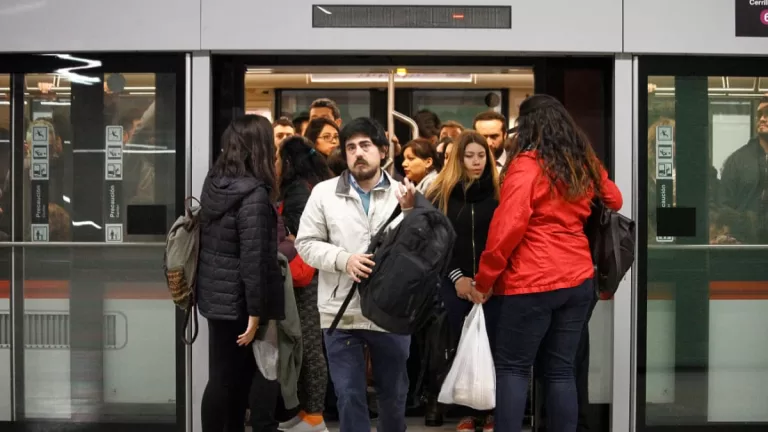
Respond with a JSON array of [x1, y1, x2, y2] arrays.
[[1, 2, 768, 432]]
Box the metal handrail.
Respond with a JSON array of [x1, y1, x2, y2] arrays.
[[648, 244, 768, 250], [392, 110, 419, 141], [0, 241, 165, 248]]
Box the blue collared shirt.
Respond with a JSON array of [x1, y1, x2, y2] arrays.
[[349, 171, 389, 215]]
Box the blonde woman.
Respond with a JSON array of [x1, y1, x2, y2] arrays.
[[424, 130, 500, 432]]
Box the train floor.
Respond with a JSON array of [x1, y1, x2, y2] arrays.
[[245, 418, 533, 432]]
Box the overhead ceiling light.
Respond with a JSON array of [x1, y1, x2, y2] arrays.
[[309, 73, 474, 84], [246, 68, 273, 74]]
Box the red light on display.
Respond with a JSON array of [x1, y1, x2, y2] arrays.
[[452, 13, 465, 19]]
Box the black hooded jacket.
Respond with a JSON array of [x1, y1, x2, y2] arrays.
[[445, 168, 499, 284], [196, 173, 284, 322]]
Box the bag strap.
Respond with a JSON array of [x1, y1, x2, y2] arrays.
[[182, 301, 199, 345], [184, 196, 200, 218], [610, 211, 622, 294], [327, 205, 403, 334]]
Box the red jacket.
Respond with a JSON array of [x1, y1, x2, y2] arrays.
[[474, 152, 623, 296]]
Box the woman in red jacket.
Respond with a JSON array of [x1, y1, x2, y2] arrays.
[[469, 95, 623, 432]]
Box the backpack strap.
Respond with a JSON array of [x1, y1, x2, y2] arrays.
[[182, 301, 199, 345], [327, 205, 403, 334]]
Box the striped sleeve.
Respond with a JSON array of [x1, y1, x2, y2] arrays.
[[448, 268, 464, 285]]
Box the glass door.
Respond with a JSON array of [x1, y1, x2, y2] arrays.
[[638, 56, 768, 432], [0, 53, 187, 432]]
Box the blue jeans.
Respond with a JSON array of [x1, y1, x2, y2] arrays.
[[323, 329, 410, 432], [494, 279, 593, 432]]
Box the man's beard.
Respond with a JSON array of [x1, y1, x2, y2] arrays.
[[351, 160, 378, 182], [492, 143, 504, 159], [758, 130, 768, 141]]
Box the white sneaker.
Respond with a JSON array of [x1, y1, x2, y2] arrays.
[[283, 419, 328, 432], [278, 415, 302, 431]]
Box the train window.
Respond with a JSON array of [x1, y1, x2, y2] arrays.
[[278, 90, 370, 127], [413, 89, 504, 130], [19, 73, 175, 243], [17, 71, 178, 423], [644, 73, 768, 426]]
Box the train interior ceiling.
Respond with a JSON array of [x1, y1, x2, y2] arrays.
[[243, 66, 535, 132]]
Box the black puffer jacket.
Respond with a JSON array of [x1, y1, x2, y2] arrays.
[[445, 168, 499, 284], [196, 174, 285, 322]]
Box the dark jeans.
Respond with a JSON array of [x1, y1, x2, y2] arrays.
[[201, 318, 255, 432], [576, 291, 599, 432], [323, 329, 410, 432], [536, 287, 599, 432], [438, 278, 499, 417], [494, 279, 593, 432]]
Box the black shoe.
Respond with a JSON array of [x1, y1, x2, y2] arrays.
[[424, 398, 443, 427]]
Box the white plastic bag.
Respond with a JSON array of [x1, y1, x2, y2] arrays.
[[253, 320, 279, 381], [437, 304, 496, 410]]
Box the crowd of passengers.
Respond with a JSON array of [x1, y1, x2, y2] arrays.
[[195, 95, 623, 432]]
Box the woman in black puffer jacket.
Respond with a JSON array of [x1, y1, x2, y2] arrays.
[[197, 115, 285, 432]]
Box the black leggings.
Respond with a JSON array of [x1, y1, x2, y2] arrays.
[[202, 318, 255, 432]]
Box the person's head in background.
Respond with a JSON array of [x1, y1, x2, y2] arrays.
[[276, 135, 333, 189], [339, 117, 389, 183], [402, 137, 441, 185], [272, 117, 296, 148], [436, 136, 454, 161], [439, 120, 463, 142], [473, 111, 507, 159], [304, 117, 340, 157], [49, 203, 71, 241], [414, 109, 441, 145], [309, 98, 342, 127], [757, 95, 768, 144], [436, 120, 463, 156], [293, 112, 309, 136], [326, 146, 348, 177], [119, 109, 144, 144]]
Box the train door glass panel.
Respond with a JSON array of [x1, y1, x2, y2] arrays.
[[412, 90, 506, 130], [277, 90, 371, 125], [0, 74, 10, 422], [0, 54, 185, 430], [641, 56, 768, 431]]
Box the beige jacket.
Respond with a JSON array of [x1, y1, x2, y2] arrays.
[[295, 171, 406, 332]]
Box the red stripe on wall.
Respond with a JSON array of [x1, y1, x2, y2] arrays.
[[0, 280, 170, 300]]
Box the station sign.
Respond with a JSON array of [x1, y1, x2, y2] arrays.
[[30, 125, 49, 242], [655, 125, 675, 243], [104, 125, 124, 243], [735, 0, 768, 37]]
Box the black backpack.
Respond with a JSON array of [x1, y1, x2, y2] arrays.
[[585, 198, 636, 298], [415, 304, 459, 398], [329, 193, 457, 335]]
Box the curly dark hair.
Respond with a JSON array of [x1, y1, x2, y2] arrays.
[[504, 94, 602, 201]]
